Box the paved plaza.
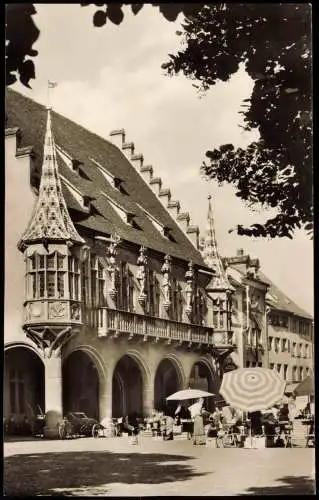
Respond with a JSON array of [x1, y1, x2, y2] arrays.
[[4, 436, 315, 496]]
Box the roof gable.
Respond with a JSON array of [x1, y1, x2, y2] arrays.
[[6, 89, 207, 266]]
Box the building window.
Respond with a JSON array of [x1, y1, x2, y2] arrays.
[[298, 343, 302, 358], [68, 256, 80, 301], [279, 315, 288, 328], [283, 364, 288, 380], [292, 342, 296, 357], [268, 336, 273, 351], [305, 344, 309, 358], [194, 289, 206, 326], [81, 260, 89, 306], [269, 363, 275, 371], [277, 363, 281, 374], [171, 279, 183, 322], [90, 256, 106, 307], [282, 338, 289, 352], [246, 361, 250, 368], [274, 338, 280, 353], [299, 366, 303, 381], [292, 366, 297, 382], [27, 252, 66, 299], [118, 262, 133, 311]]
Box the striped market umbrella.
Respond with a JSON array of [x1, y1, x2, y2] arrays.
[[220, 367, 286, 412]]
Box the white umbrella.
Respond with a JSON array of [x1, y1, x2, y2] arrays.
[[166, 388, 215, 401], [220, 367, 285, 412]]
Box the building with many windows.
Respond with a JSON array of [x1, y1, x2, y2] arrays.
[[4, 89, 313, 437], [223, 250, 314, 383], [4, 89, 235, 436], [263, 276, 314, 387]]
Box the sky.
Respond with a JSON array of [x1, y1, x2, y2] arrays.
[[11, 4, 313, 315]]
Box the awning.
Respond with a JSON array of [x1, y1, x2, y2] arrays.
[[284, 382, 299, 394]]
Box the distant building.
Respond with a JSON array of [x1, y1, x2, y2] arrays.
[[262, 274, 314, 388], [224, 251, 314, 385]]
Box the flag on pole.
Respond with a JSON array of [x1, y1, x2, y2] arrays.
[[48, 80, 58, 88]]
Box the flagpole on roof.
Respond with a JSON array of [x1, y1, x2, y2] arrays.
[[47, 80, 58, 108]]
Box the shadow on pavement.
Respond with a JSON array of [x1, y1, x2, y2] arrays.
[[241, 475, 315, 495], [4, 450, 206, 496]]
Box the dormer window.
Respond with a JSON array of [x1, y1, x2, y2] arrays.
[[27, 252, 67, 299], [59, 174, 90, 212], [136, 202, 173, 240], [91, 158, 124, 192]]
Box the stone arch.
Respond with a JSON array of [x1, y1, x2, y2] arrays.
[[188, 357, 217, 411], [154, 355, 186, 412], [63, 344, 107, 385], [4, 343, 45, 429], [4, 341, 44, 361], [112, 350, 148, 418], [62, 345, 106, 420]]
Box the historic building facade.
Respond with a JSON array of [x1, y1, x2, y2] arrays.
[[5, 90, 235, 436], [264, 278, 314, 386], [223, 251, 314, 382], [4, 90, 313, 436]]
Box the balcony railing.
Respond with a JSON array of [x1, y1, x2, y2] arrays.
[[94, 307, 230, 347]]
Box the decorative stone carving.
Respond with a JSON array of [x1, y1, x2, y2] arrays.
[[70, 303, 81, 320], [106, 234, 121, 300], [29, 302, 44, 319], [79, 244, 90, 262], [48, 301, 67, 319], [161, 254, 172, 311], [136, 246, 148, 308], [185, 261, 194, 317]]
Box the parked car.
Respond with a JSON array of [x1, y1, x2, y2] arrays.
[[64, 412, 102, 437]]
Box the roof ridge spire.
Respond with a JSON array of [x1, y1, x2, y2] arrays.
[[18, 107, 84, 250], [202, 194, 232, 291]]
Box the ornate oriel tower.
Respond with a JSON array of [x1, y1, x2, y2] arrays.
[[202, 195, 236, 371], [17, 106, 86, 435]]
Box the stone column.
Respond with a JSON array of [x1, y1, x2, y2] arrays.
[[143, 372, 155, 417], [43, 350, 63, 438], [99, 368, 114, 422]]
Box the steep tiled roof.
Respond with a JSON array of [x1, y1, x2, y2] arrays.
[[258, 271, 313, 320], [6, 89, 207, 267]]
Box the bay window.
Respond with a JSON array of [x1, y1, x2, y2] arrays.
[[27, 252, 66, 299]]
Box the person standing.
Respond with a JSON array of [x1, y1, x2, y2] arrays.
[[190, 397, 206, 445]]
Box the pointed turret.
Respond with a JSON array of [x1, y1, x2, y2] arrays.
[[203, 195, 233, 291], [18, 107, 84, 251]]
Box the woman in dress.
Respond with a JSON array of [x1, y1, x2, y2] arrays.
[[190, 397, 206, 445]]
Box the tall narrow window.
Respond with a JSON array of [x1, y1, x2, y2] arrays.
[[27, 252, 66, 299], [283, 364, 288, 380], [91, 255, 97, 307], [68, 256, 80, 301], [98, 261, 106, 307], [81, 261, 89, 306], [119, 262, 129, 311]]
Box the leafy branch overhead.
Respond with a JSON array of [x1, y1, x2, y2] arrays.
[[162, 4, 312, 239], [5, 3, 312, 239]]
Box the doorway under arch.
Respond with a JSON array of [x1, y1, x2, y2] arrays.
[[112, 355, 143, 418], [189, 361, 215, 411], [154, 358, 181, 412], [4, 345, 45, 426], [62, 350, 100, 420]]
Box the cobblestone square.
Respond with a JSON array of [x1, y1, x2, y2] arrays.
[[4, 437, 315, 496]]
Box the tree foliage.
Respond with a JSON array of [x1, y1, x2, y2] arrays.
[[5, 3, 312, 238], [162, 4, 312, 239]]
